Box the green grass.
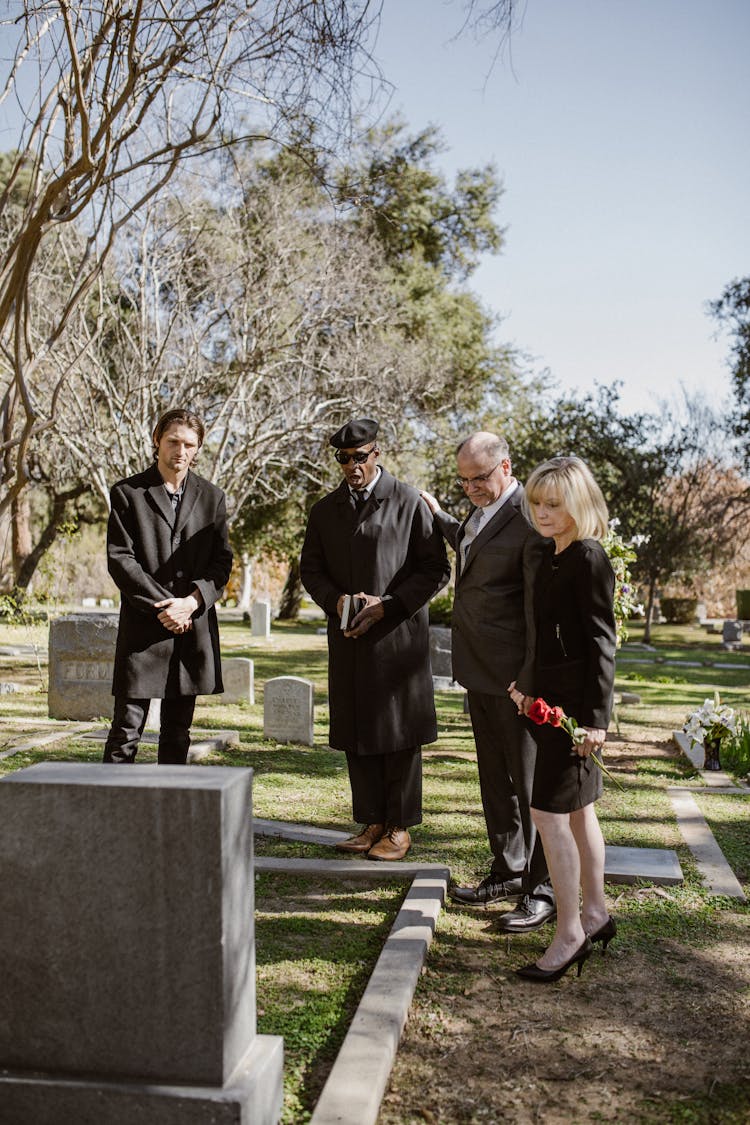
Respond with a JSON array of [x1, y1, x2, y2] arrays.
[[254, 874, 405, 1123], [1, 614, 749, 1121]]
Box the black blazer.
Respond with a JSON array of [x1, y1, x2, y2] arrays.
[[533, 538, 616, 729], [107, 464, 233, 698], [434, 485, 546, 697]]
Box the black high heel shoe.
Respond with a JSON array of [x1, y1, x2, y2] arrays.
[[588, 916, 617, 952], [515, 937, 593, 983]]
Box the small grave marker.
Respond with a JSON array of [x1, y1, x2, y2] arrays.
[[264, 676, 314, 746]]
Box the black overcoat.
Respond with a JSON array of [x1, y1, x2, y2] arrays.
[[300, 468, 450, 756], [107, 463, 233, 699]]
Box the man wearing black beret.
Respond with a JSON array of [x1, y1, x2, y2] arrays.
[[300, 418, 450, 859]]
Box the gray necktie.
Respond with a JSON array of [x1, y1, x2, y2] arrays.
[[461, 507, 484, 566]]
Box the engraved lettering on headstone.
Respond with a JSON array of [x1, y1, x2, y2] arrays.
[[263, 676, 314, 746]]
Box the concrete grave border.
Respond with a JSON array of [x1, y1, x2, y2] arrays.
[[256, 818, 683, 887], [669, 730, 748, 902], [254, 820, 448, 1125]]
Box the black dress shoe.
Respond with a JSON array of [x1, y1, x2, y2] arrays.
[[516, 937, 593, 983], [449, 875, 523, 906], [493, 894, 556, 932]]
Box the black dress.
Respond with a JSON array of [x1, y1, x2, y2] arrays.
[[528, 538, 616, 813]]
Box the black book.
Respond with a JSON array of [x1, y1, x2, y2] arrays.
[[340, 594, 366, 630]]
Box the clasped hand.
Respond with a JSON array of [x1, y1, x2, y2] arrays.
[[154, 595, 199, 634], [337, 592, 385, 638]]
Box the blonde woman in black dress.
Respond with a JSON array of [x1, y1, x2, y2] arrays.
[[508, 456, 617, 982]]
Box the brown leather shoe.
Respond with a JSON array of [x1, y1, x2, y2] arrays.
[[335, 823, 385, 853], [367, 826, 411, 861]]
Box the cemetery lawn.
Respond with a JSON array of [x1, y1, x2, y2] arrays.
[[1, 614, 749, 1122]]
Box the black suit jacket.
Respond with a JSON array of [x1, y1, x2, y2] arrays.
[[434, 485, 546, 697], [107, 464, 233, 698]]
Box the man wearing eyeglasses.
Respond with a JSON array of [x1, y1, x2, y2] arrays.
[[300, 418, 450, 860], [421, 432, 555, 932]]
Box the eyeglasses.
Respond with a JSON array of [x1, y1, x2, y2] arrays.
[[455, 462, 502, 488], [334, 447, 377, 465]]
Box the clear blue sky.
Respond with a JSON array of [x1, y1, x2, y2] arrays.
[[371, 0, 750, 414]]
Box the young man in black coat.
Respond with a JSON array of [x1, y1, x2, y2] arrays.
[[300, 418, 450, 860], [103, 408, 233, 765]]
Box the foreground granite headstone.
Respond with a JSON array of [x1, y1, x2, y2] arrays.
[[251, 599, 272, 638], [264, 676, 314, 746], [0, 762, 282, 1124], [47, 613, 118, 720]]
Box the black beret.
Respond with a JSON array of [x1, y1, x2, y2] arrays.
[[329, 418, 379, 449]]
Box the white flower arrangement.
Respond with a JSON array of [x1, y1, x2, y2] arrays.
[[683, 692, 737, 747]]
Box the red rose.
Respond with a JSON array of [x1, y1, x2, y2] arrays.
[[528, 698, 552, 725], [549, 706, 564, 727]]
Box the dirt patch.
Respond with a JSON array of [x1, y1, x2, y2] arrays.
[[378, 733, 750, 1125]]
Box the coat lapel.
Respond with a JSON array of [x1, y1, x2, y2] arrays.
[[334, 469, 393, 532], [146, 464, 176, 528], [364, 468, 393, 523], [459, 489, 521, 581], [174, 471, 200, 536]]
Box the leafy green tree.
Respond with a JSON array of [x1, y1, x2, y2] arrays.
[[337, 120, 503, 279], [709, 277, 750, 465]]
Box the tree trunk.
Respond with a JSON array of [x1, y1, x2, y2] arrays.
[[278, 557, 303, 620], [13, 487, 86, 593], [11, 492, 32, 579], [643, 577, 657, 645]]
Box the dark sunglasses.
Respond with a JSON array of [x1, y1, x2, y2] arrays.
[[334, 447, 377, 465]]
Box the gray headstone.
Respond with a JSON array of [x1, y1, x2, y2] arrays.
[[695, 601, 707, 623], [220, 657, 255, 705], [251, 599, 272, 638], [0, 762, 283, 1121], [47, 614, 119, 720], [429, 625, 452, 678], [264, 676, 314, 745], [722, 619, 742, 643]]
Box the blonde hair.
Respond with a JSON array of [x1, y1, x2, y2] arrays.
[[523, 456, 609, 541]]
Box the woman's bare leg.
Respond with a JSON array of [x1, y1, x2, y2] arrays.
[[530, 807, 586, 969], [569, 802, 609, 934]]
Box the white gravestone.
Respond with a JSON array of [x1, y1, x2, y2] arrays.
[[263, 676, 314, 746], [429, 625, 452, 678], [221, 658, 255, 705], [251, 599, 272, 639]]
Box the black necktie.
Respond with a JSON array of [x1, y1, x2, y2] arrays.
[[353, 491, 368, 523]]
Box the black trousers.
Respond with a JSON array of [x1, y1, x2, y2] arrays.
[[103, 696, 197, 764], [345, 746, 422, 828], [467, 690, 552, 900]]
